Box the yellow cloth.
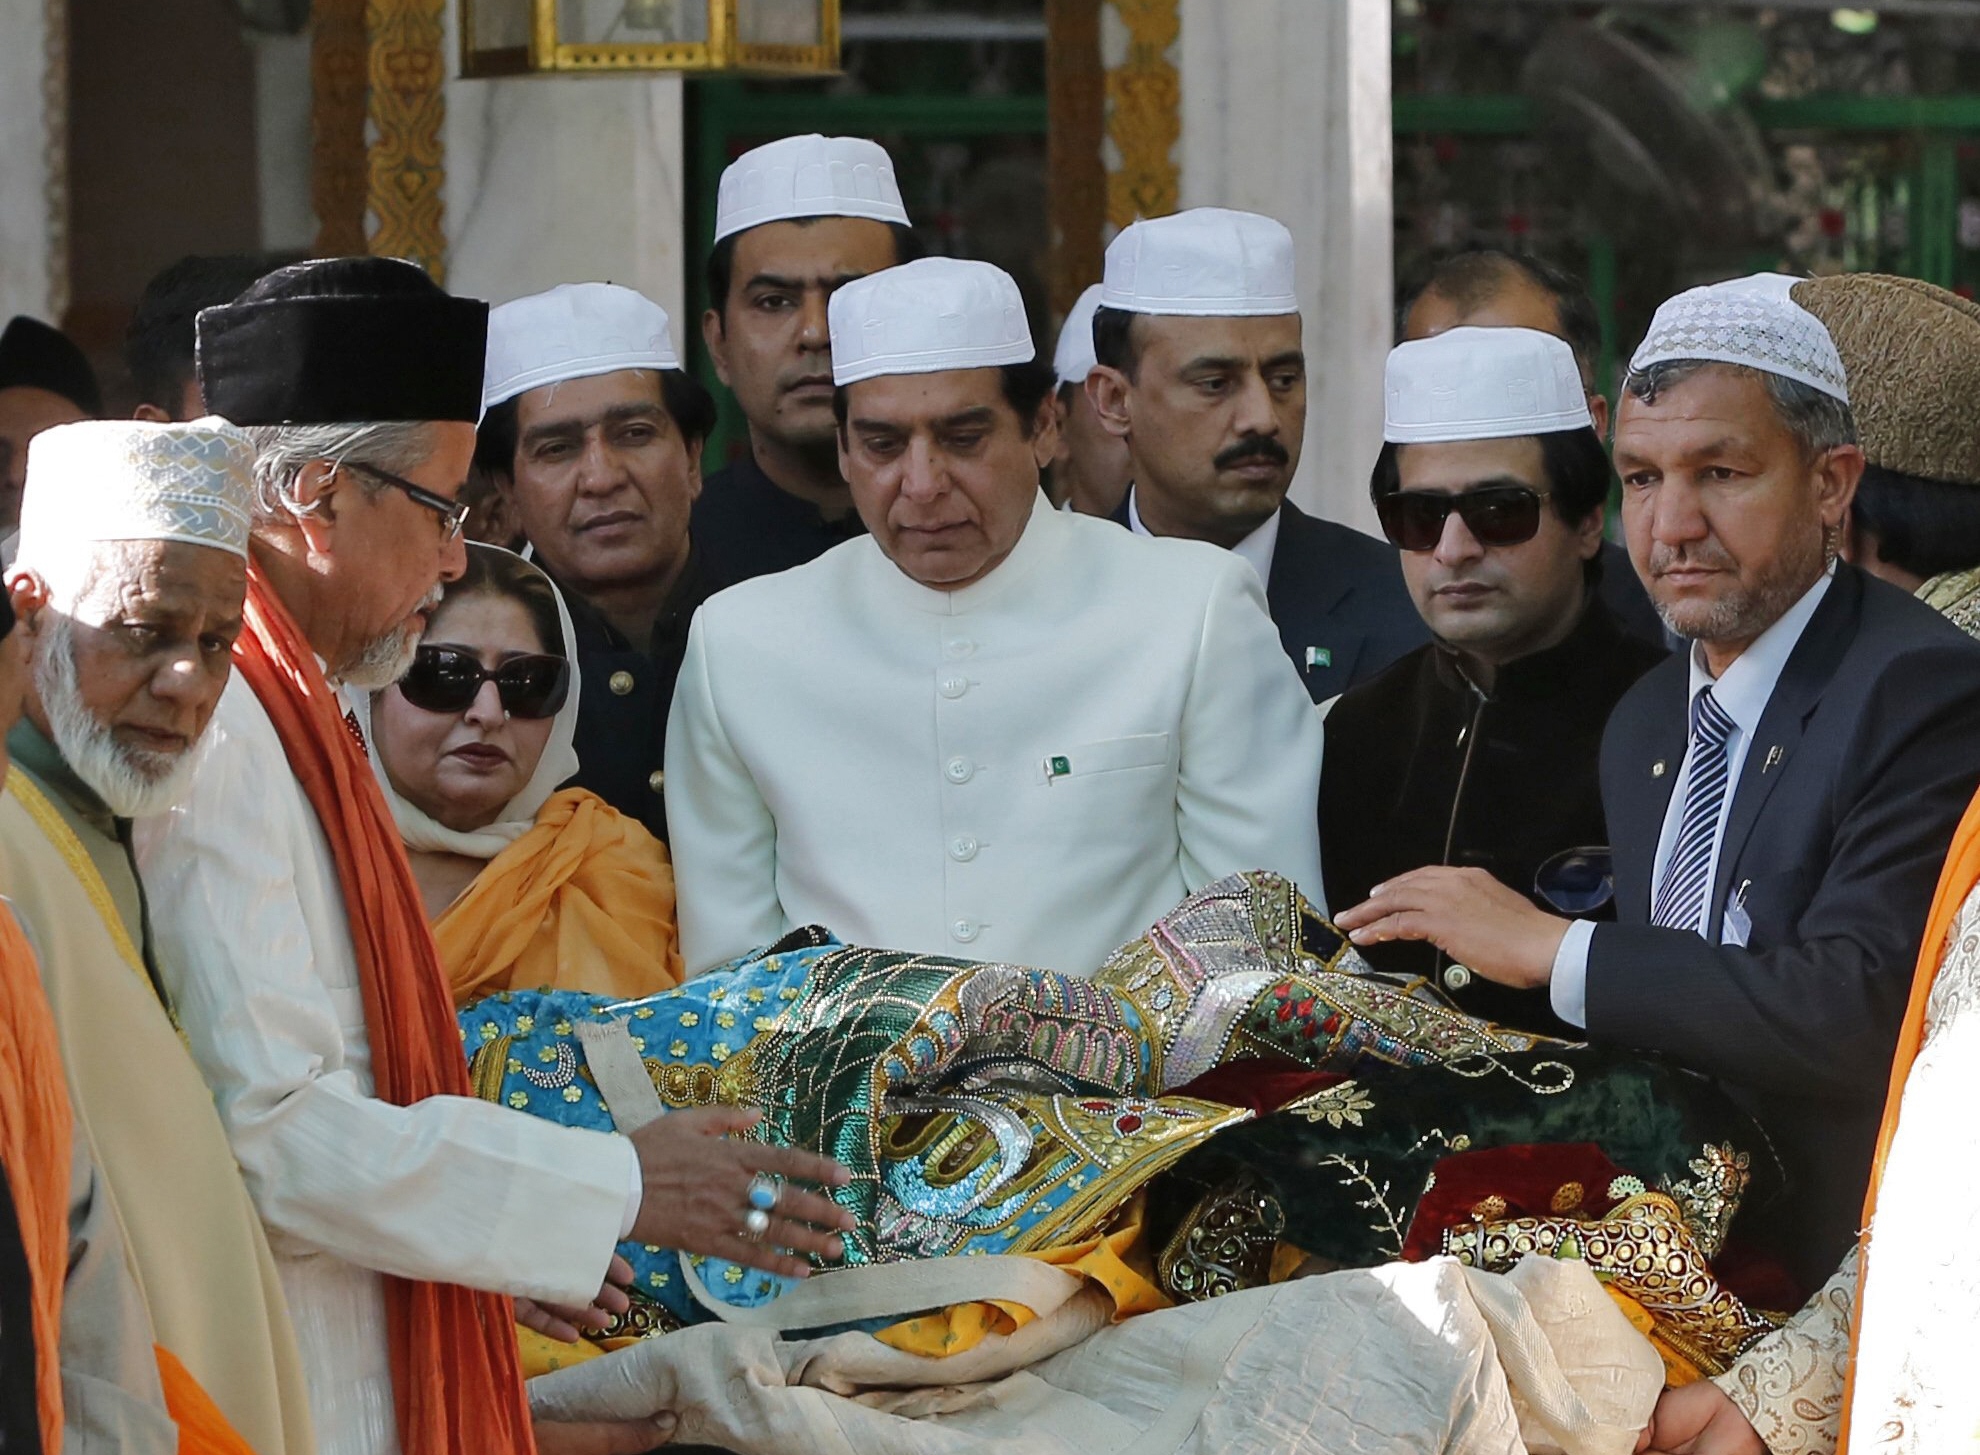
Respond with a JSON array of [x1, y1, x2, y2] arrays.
[[1604, 1286, 1705, 1388], [435, 788, 683, 1006], [0, 770, 314, 1455], [875, 1194, 1171, 1357]]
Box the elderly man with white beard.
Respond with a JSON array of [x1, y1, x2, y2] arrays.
[[0, 418, 315, 1454], [133, 257, 854, 1455]]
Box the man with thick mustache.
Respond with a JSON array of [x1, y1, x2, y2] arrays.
[[667, 257, 1324, 976], [0, 418, 314, 1454], [1336, 275, 1980, 1289], [479, 282, 719, 841], [1087, 207, 1425, 702]]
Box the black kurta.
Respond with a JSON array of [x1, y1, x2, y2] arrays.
[[693, 451, 864, 585], [1319, 595, 1666, 1035], [548, 555, 717, 844]]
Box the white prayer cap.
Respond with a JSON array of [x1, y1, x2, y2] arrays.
[[1099, 207, 1299, 318], [1384, 327, 1592, 445], [1629, 272, 1849, 403], [1053, 283, 1104, 387], [713, 134, 911, 244], [482, 282, 679, 414], [828, 257, 1033, 387], [19, 418, 254, 560]]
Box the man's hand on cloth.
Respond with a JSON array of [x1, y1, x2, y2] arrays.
[[628, 1105, 856, 1279], [532, 1414, 677, 1454], [519, 1255, 638, 1343], [1636, 1381, 1766, 1455], [1336, 866, 1570, 990]]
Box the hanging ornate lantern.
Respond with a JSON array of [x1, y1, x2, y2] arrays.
[[461, 0, 839, 77]]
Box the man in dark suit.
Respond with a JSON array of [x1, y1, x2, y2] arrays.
[[1337, 274, 1980, 1288], [1087, 208, 1426, 701], [1399, 249, 1666, 648]]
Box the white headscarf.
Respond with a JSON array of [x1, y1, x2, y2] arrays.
[[349, 544, 583, 860]]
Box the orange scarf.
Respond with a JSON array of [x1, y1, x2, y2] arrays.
[[435, 789, 682, 1006], [0, 904, 70, 1455], [1839, 782, 1980, 1445], [233, 565, 534, 1455]]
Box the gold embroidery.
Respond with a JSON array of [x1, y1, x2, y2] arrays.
[[1285, 1080, 1375, 1129]]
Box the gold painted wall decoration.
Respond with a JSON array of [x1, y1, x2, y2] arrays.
[[1105, 0, 1180, 230]]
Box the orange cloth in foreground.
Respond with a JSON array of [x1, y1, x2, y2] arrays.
[[0, 904, 72, 1454], [435, 789, 682, 1006], [1841, 781, 1980, 1446], [157, 1346, 255, 1455], [233, 566, 535, 1455]]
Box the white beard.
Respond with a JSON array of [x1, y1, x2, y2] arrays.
[[35, 615, 204, 819], [337, 584, 443, 690]]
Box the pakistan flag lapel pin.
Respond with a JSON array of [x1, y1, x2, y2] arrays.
[[1305, 646, 1332, 670]]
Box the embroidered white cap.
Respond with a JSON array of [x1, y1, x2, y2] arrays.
[[481, 282, 680, 414], [20, 418, 255, 559], [1629, 272, 1850, 403], [713, 134, 911, 244], [1053, 283, 1105, 387], [1384, 327, 1593, 445], [1099, 207, 1299, 318], [828, 257, 1034, 386]]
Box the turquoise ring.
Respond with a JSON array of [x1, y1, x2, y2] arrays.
[[747, 1172, 780, 1212]]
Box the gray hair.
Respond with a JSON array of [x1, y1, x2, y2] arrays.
[[1622, 359, 1857, 459], [239, 421, 437, 527]]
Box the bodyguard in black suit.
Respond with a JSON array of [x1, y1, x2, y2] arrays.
[[1107, 491, 1424, 701], [1337, 278, 1980, 1288], [1084, 207, 1427, 702]]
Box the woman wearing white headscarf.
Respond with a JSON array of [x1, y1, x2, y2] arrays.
[[355, 543, 682, 1004]]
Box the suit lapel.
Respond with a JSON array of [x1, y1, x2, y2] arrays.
[[1612, 659, 1689, 920], [1707, 569, 1859, 932], [1266, 504, 1366, 697]]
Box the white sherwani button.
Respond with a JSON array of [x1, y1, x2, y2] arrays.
[[945, 757, 975, 783], [949, 835, 979, 861], [940, 676, 969, 699], [951, 918, 980, 943], [944, 638, 975, 659]]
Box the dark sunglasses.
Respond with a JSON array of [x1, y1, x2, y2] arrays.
[[396, 646, 571, 720], [343, 460, 470, 543], [1533, 846, 1615, 916], [1376, 484, 1551, 553]]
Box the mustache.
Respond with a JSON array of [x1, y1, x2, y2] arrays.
[[1213, 435, 1290, 472], [1649, 542, 1737, 575]]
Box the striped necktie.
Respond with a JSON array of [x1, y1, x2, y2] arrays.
[[1651, 687, 1739, 933]]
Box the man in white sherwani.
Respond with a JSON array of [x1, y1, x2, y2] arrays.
[[134, 258, 853, 1455], [667, 256, 1325, 977]]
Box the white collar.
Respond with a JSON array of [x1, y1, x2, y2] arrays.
[[1127, 486, 1280, 587], [1685, 562, 1835, 734], [868, 488, 1064, 617]]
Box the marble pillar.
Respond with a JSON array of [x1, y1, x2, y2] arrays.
[[1178, 0, 1392, 532], [444, 54, 688, 320], [0, 0, 63, 322]]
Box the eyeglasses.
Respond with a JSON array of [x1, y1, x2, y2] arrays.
[[1375, 484, 1551, 553], [343, 461, 470, 543], [1533, 846, 1615, 916], [396, 646, 571, 720]]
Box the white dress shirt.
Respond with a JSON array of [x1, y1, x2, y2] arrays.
[[668, 492, 1326, 976], [1128, 486, 1283, 589], [135, 675, 637, 1455], [1550, 566, 1835, 1027]]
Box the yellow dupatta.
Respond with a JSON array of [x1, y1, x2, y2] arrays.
[[434, 787, 683, 1006]]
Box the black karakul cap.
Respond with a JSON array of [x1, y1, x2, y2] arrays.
[[0, 315, 102, 415], [196, 256, 488, 426]]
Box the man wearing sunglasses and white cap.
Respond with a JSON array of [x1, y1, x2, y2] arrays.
[[667, 256, 1324, 978], [477, 281, 721, 843], [1337, 273, 1980, 1289], [1320, 327, 1665, 1036], [695, 133, 922, 585], [1087, 207, 1426, 703]]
